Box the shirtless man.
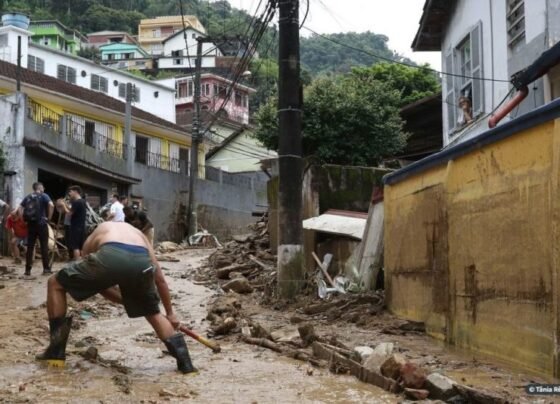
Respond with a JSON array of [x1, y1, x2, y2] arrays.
[[36, 222, 196, 374]]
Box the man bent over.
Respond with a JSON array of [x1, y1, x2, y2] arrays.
[[36, 221, 196, 374]]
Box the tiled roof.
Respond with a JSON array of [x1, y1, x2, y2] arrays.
[[0, 59, 186, 134]]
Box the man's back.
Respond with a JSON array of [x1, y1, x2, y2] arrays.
[[86, 222, 148, 252]]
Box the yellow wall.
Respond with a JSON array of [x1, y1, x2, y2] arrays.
[[385, 118, 560, 377]]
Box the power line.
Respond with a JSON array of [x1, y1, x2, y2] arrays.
[[301, 26, 510, 83]]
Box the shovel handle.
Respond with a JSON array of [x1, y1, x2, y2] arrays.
[[179, 325, 222, 353], [312, 252, 335, 288]]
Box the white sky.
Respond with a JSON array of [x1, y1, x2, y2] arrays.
[[223, 0, 442, 70]]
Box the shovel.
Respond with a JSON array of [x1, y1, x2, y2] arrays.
[[178, 324, 221, 353]]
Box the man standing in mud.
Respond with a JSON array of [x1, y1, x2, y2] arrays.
[[36, 221, 196, 374]]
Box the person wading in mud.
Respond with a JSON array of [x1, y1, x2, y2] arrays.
[[36, 221, 196, 374]]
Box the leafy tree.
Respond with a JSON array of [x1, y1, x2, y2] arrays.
[[254, 73, 408, 166], [301, 31, 415, 77], [77, 46, 100, 62], [352, 62, 441, 106]]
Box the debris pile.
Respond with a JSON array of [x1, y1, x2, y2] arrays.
[[193, 214, 278, 297]]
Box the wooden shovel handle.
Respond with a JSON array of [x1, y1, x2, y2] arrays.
[[312, 251, 335, 288]]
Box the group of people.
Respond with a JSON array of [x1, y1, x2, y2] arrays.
[[6, 183, 196, 374]]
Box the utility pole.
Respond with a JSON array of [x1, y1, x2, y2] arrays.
[[277, 0, 304, 299], [16, 36, 21, 91], [186, 39, 204, 236], [124, 83, 133, 163]]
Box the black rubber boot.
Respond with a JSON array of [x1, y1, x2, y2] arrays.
[[35, 316, 73, 367], [163, 333, 197, 374]]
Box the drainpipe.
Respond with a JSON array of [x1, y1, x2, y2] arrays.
[[488, 86, 529, 128]]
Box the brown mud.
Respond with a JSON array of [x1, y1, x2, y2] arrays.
[[0, 250, 396, 403]]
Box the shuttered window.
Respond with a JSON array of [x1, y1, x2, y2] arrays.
[[57, 64, 76, 84], [28, 55, 45, 73], [118, 83, 140, 102], [445, 21, 484, 136], [507, 0, 525, 48], [90, 74, 108, 93]]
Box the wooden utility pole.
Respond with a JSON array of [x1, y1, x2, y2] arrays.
[[277, 0, 304, 299], [186, 39, 204, 236]]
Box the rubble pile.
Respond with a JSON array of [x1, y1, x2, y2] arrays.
[[195, 214, 279, 298]]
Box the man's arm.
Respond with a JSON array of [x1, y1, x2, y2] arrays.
[[47, 201, 54, 221], [145, 236, 178, 327]]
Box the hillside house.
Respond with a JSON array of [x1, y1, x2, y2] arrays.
[[29, 20, 86, 55], [413, 0, 560, 146], [138, 15, 206, 56]]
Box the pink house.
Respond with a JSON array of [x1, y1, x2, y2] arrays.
[[174, 73, 255, 126]]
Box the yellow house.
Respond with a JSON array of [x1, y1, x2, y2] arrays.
[[0, 59, 204, 240], [138, 15, 205, 56], [383, 98, 560, 377]]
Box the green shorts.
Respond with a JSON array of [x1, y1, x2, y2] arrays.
[[56, 242, 160, 318]]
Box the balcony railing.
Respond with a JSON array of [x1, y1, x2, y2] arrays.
[[28, 98, 127, 159], [27, 99, 63, 133], [135, 147, 183, 173]]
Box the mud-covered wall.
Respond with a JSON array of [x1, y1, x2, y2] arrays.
[[384, 119, 560, 376]]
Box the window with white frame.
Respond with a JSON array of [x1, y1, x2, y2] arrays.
[[57, 64, 77, 84], [152, 29, 161, 38], [90, 74, 108, 93], [507, 0, 525, 48], [444, 21, 483, 135], [151, 44, 163, 55], [28, 55, 45, 73]]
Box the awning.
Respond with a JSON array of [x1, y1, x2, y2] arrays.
[[303, 209, 368, 240]]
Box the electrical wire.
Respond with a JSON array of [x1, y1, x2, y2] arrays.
[[301, 26, 511, 83], [299, 0, 310, 29]]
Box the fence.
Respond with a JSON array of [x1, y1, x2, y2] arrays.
[[205, 165, 266, 190], [134, 148, 183, 173], [27, 99, 63, 134]]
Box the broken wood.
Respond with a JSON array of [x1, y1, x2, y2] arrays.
[[241, 335, 283, 353], [249, 254, 272, 270], [312, 251, 335, 287]]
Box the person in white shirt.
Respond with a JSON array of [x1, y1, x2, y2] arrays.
[[107, 194, 125, 222]]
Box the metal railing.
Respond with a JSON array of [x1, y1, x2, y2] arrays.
[[135, 148, 183, 173], [98, 133, 127, 159], [27, 99, 63, 133]]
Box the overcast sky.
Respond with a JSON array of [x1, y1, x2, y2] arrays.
[[222, 0, 441, 69]]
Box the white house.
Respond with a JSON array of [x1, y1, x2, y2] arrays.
[[158, 27, 221, 70], [413, 0, 560, 146], [0, 23, 176, 123]]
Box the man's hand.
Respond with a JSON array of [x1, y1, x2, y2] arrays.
[[166, 313, 180, 329]]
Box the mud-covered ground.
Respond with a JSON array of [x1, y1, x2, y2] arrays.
[[0, 248, 555, 403]]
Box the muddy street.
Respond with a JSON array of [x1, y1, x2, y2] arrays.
[[0, 249, 395, 403]]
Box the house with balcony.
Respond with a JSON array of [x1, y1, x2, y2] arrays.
[[29, 20, 86, 55], [138, 15, 206, 56], [413, 0, 560, 147], [0, 57, 206, 241], [87, 31, 138, 48], [99, 43, 152, 71], [0, 21, 175, 123], [160, 73, 254, 126]]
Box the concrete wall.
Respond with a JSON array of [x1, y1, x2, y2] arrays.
[[384, 114, 560, 376]]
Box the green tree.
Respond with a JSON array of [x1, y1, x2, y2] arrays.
[[352, 62, 441, 106], [254, 73, 408, 166]]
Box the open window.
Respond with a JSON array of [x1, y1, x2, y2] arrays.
[[444, 21, 483, 136]]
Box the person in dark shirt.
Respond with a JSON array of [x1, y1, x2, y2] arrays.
[[59, 186, 87, 260], [19, 182, 54, 276]]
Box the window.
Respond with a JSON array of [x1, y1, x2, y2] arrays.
[[135, 135, 149, 164], [151, 44, 163, 55], [201, 83, 210, 96], [179, 147, 189, 175], [0, 35, 7, 47], [152, 29, 161, 38], [172, 50, 183, 65], [90, 74, 108, 93], [192, 33, 196, 39], [235, 92, 242, 106], [444, 21, 483, 135], [57, 64, 77, 84], [243, 94, 248, 108], [507, 0, 525, 48], [42, 36, 49, 46], [123, 52, 133, 59], [28, 55, 45, 73], [119, 83, 140, 102]]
